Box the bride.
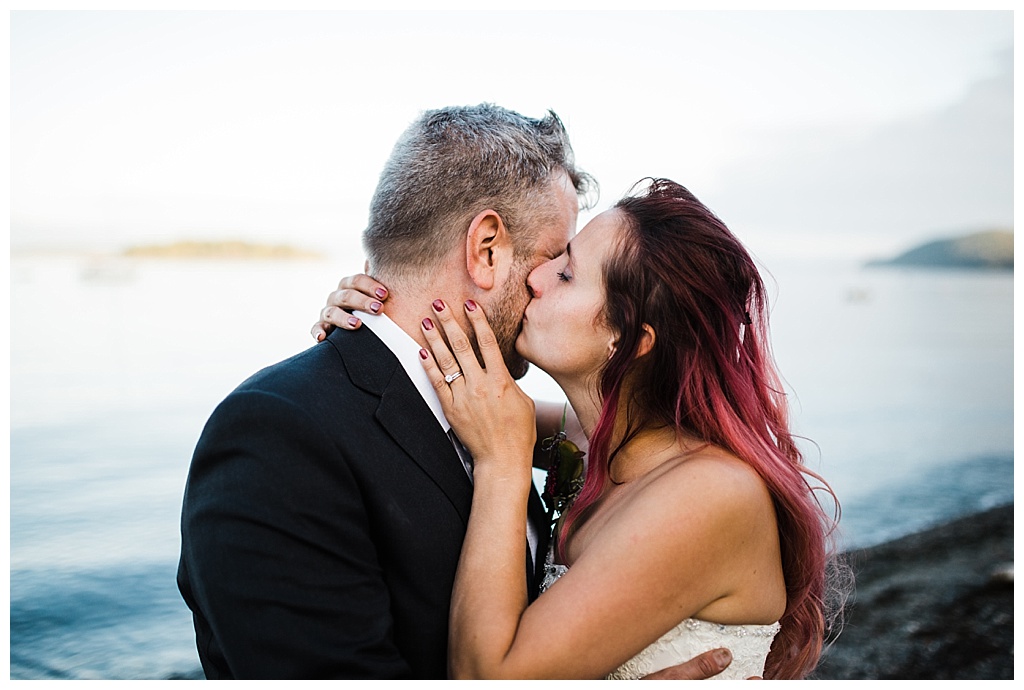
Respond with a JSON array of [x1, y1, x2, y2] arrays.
[[316, 179, 842, 679]]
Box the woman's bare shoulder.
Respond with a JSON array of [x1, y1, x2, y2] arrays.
[[609, 445, 777, 553], [567, 444, 783, 626], [658, 445, 770, 506]]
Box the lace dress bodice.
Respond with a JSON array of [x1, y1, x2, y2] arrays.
[[540, 550, 779, 680]]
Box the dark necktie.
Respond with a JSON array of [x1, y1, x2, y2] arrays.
[[447, 429, 474, 480]]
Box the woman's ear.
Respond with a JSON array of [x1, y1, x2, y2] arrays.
[[607, 325, 656, 361], [465, 209, 511, 290], [636, 323, 656, 359]]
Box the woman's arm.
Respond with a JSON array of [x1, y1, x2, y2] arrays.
[[415, 300, 537, 676], [419, 301, 779, 679]]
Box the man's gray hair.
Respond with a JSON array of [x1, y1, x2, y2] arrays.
[[363, 103, 596, 279]]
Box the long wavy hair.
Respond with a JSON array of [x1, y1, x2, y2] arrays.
[[557, 178, 843, 679]]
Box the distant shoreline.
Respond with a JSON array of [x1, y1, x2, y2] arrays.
[[123, 240, 326, 260], [865, 229, 1012, 270], [11, 240, 328, 261]]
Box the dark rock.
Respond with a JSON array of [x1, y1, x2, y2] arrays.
[[812, 503, 1013, 679]]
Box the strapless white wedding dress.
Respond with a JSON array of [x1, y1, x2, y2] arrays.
[[539, 550, 780, 680]]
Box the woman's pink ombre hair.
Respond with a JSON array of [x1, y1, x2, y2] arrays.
[[559, 178, 840, 679]]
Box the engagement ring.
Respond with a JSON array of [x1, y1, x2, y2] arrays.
[[444, 371, 463, 384]]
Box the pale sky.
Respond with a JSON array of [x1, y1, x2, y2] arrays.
[[9, 9, 1015, 261]]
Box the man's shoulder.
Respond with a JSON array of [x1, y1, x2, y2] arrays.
[[191, 332, 396, 467], [233, 339, 337, 393], [232, 327, 394, 400]]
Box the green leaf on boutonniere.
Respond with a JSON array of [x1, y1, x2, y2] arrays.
[[540, 404, 585, 516]]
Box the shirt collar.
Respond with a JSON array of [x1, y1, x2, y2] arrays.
[[353, 310, 450, 433]]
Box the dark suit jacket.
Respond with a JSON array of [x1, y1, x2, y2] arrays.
[[177, 325, 550, 679]]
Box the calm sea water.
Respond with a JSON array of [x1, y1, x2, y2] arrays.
[[8, 253, 1013, 680]]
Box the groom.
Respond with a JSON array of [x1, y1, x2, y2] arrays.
[[177, 103, 735, 679]]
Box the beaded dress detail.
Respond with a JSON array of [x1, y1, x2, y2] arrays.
[[540, 549, 780, 680]]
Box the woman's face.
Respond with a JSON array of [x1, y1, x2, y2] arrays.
[[517, 209, 624, 384]]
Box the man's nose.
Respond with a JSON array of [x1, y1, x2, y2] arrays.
[[525, 267, 541, 298]]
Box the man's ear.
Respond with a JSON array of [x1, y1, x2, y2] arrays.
[[465, 209, 512, 290]]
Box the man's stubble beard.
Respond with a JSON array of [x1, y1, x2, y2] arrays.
[[483, 259, 533, 380]]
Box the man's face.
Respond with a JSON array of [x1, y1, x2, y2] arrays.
[[486, 171, 579, 379]]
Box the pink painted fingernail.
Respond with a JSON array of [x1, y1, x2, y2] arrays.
[[375, 287, 388, 299], [419, 348, 429, 360], [432, 299, 445, 311], [465, 299, 477, 312], [422, 318, 434, 330], [348, 317, 360, 327], [370, 301, 382, 313]]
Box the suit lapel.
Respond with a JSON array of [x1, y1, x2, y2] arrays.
[[375, 376, 474, 525], [327, 327, 473, 525]]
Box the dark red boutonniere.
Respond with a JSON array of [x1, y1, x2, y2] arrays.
[[540, 404, 585, 518]]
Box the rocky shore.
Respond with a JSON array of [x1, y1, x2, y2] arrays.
[[812, 503, 1013, 680]]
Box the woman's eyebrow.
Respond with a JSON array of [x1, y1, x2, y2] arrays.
[[567, 240, 580, 274]]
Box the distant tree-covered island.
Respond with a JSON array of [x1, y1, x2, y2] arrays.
[[866, 230, 1012, 270], [122, 240, 325, 260]]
